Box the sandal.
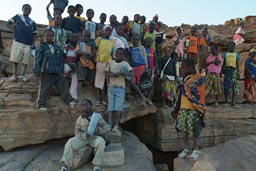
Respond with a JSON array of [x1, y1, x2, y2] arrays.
[[178, 149, 191, 159], [93, 165, 102, 171]]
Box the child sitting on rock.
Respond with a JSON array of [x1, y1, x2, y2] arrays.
[[172, 58, 206, 160], [33, 29, 76, 111], [61, 98, 111, 171]]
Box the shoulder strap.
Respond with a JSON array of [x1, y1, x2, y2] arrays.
[[162, 58, 171, 72]]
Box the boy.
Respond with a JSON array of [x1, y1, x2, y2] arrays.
[[85, 9, 97, 41], [143, 22, 157, 50], [63, 33, 79, 101], [61, 5, 81, 34], [33, 29, 75, 111], [185, 26, 199, 70], [61, 98, 110, 171], [46, 0, 62, 26], [198, 27, 210, 74], [96, 13, 107, 38], [7, 4, 37, 82], [75, 4, 86, 22], [105, 48, 133, 131], [94, 25, 114, 105], [48, 14, 71, 51], [172, 58, 206, 160], [222, 42, 240, 107], [145, 37, 159, 74], [128, 14, 142, 39]]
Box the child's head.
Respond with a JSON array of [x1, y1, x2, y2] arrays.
[[115, 47, 125, 63], [54, 14, 62, 26], [99, 13, 107, 23], [181, 58, 195, 77], [69, 33, 79, 44], [132, 34, 140, 47], [227, 41, 236, 52], [149, 22, 156, 33], [109, 14, 117, 25], [116, 23, 124, 36], [122, 16, 129, 24], [210, 45, 218, 55], [201, 27, 208, 37], [103, 25, 112, 38], [176, 27, 183, 35], [140, 16, 146, 24], [153, 14, 158, 23], [53, 9, 62, 17], [44, 29, 54, 43], [67, 5, 76, 17], [22, 4, 31, 16], [80, 98, 93, 113], [134, 14, 141, 23], [86, 9, 94, 20], [145, 37, 153, 48], [163, 46, 171, 57], [249, 48, 256, 59], [83, 30, 91, 42], [191, 26, 197, 36], [75, 4, 83, 16]]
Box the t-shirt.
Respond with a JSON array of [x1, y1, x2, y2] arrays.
[[223, 52, 240, 68], [75, 16, 86, 21], [85, 20, 97, 40], [187, 35, 198, 54], [61, 16, 81, 33], [206, 54, 223, 74], [132, 22, 141, 36], [129, 46, 147, 67], [198, 37, 208, 46], [144, 32, 157, 50], [246, 58, 256, 75], [95, 37, 114, 63], [105, 60, 132, 88], [8, 14, 37, 45], [110, 34, 128, 59], [64, 43, 79, 63], [145, 48, 157, 69], [156, 31, 166, 45], [47, 26, 71, 50]]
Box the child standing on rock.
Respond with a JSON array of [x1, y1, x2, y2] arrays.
[[172, 58, 206, 160]]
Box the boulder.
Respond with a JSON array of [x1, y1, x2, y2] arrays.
[[173, 136, 256, 171], [0, 131, 156, 171]]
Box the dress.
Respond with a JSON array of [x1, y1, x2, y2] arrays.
[[243, 58, 256, 102]]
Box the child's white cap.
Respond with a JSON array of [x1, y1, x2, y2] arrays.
[[103, 25, 112, 31]]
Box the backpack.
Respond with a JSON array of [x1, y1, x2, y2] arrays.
[[140, 71, 152, 91]]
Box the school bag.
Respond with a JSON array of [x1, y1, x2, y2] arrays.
[[140, 71, 152, 91]]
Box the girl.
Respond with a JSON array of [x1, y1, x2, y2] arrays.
[[222, 42, 240, 107], [172, 26, 185, 60], [243, 48, 256, 103], [205, 45, 223, 106]]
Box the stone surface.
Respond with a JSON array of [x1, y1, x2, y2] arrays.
[[0, 132, 156, 171], [133, 104, 256, 152], [105, 130, 122, 143], [102, 143, 124, 167], [173, 136, 256, 171], [0, 76, 156, 151]]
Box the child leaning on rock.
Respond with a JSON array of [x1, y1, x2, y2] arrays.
[[33, 29, 76, 111]]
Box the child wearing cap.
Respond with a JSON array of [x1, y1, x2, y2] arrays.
[[94, 25, 114, 105]]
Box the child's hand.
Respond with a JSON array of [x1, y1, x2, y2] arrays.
[[75, 50, 83, 55]]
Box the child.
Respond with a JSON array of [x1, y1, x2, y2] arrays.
[[129, 34, 148, 85], [243, 48, 256, 103], [76, 30, 95, 100], [143, 22, 156, 50], [63, 33, 79, 101], [7, 4, 37, 82], [61, 98, 110, 171], [185, 26, 199, 70], [94, 25, 114, 105], [47, 14, 71, 51], [171, 58, 206, 160], [75, 4, 86, 22], [140, 15, 148, 39], [155, 22, 166, 56], [46, 0, 62, 26], [110, 23, 129, 59], [233, 23, 245, 46], [96, 13, 107, 38], [159, 48, 178, 107], [128, 14, 142, 39], [121, 15, 129, 39], [172, 27, 185, 60], [205, 45, 223, 106], [144, 37, 159, 77], [198, 27, 210, 74], [109, 14, 118, 31], [105, 48, 133, 131], [61, 5, 81, 34], [85, 9, 97, 41], [33, 29, 75, 111], [222, 42, 240, 106]]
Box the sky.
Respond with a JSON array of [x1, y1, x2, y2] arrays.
[[0, 0, 255, 27]]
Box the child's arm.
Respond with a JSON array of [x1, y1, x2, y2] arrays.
[[6, 15, 17, 31], [236, 57, 240, 79], [46, 1, 53, 23], [33, 45, 44, 76]]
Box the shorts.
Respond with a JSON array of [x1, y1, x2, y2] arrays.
[[132, 65, 145, 84], [10, 40, 31, 65], [107, 86, 125, 112]]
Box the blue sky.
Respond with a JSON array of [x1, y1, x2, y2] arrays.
[[0, 0, 255, 26]]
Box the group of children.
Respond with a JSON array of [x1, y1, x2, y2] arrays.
[[2, 2, 256, 169]]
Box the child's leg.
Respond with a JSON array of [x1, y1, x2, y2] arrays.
[[192, 136, 199, 150], [55, 75, 74, 104], [21, 63, 27, 76], [181, 131, 190, 150], [10, 62, 18, 81], [37, 74, 54, 107], [77, 80, 84, 101], [69, 72, 78, 100], [96, 89, 103, 105], [115, 111, 122, 127], [231, 82, 236, 106], [108, 111, 113, 126], [88, 136, 106, 166]]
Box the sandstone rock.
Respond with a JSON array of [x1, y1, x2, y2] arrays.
[[105, 130, 122, 143], [244, 15, 256, 24], [102, 143, 125, 167], [173, 136, 256, 171], [0, 132, 156, 171], [155, 164, 169, 171]]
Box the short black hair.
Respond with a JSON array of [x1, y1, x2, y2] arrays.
[[68, 5, 76, 11], [100, 13, 107, 17], [116, 47, 126, 54], [81, 98, 92, 107], [75, 4, 83, 10], [44, 29, 54, 35], [181, 58, 195, 69], [22, 4, 31, 9], [227, 41, 236, 48], [86, 8, 94, 14]]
